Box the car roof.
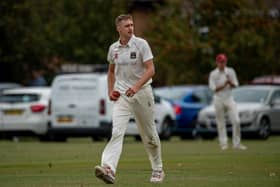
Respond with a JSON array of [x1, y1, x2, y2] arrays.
[[53, 73, 107, 83], [251, 75, 280, 85], [155, 85, 208, 91], [55, 72, 106, 79], [238, 85, 280, 90], [3, 87, 51, 95], [0, 82, 22, 90]]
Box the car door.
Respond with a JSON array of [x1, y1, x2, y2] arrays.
[[51, 78, 99, 128], [269, 89, 280, 131]]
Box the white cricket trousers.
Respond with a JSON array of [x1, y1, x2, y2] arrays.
[[214, 97, 241, 147], [101, 85, 163, 174]]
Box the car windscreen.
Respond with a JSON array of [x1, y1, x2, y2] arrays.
[[155, 87, 192, 100], [0, 94, 40, 103], [233, 87, 269, 103]]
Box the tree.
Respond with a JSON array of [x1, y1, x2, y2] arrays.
[[145, 0, 280, 86], [0, 0, 127, 84]]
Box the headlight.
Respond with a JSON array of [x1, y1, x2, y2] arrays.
[[198, 112, 215, 125], [239, 111, 257, 122]]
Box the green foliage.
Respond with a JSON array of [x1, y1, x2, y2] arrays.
[[148, 1, 196, 86], [146, 0, 280, 86], [1, 0, 279, 85], [0, 0, 127, 83]]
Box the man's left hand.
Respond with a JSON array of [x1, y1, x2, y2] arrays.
[[125, 88, 136, 97]]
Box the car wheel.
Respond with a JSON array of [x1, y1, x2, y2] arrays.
[[159, 118, 172, 140], [257, 117, 270, 139]]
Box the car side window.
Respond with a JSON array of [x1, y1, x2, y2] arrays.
[[205, 88, 213, 103], [270, 90, 280, 103], [192, 90, 208, 104]]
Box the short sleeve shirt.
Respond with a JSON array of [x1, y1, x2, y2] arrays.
[[209, 67, 239, 100], [107, 35, 153, 93]]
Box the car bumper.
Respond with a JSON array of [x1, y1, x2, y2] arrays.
[[196, 121, 260, 134], [47, 121, 112, 137], [0, 121, 48, 135]]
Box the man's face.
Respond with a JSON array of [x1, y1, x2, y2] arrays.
[[216, 60, 227, 71], [117, 18, 134, 39]]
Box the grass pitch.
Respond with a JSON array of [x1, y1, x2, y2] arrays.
[[0, 136, 279, 187]]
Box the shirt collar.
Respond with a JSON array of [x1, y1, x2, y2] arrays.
[[216, 67, 228, 73], [117, 35, 135, 47]]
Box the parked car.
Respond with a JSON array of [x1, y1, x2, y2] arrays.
[[154, 85, 213, 139], [125, 94, 176, 140], [0, 87, 50, 139], [0, 82, 22, 95], [197, 85, 280, 139]]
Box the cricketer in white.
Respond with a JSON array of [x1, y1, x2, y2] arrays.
[[209, 53, 247, 151], [94, 14, 164, 184]]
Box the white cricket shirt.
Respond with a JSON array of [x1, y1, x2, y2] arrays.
[[107, 35, 153, 93], [209, 67, 239, 100]]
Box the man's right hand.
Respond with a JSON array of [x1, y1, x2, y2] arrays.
[[110, 90, 120, 101]]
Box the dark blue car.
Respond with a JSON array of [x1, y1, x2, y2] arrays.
[[154, 85, 213, 139]]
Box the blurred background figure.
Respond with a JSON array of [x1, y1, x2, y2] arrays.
[[209, 53, 247, 150], [28, 69, 47, 87]]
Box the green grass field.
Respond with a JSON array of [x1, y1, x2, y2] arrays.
[[0, 136, 279, 187]]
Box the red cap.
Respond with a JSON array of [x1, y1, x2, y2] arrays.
[[216, 53, 227, 62]]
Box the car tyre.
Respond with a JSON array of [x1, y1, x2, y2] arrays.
[[159, 118, 172, 140], [257, 117, 270, 140]]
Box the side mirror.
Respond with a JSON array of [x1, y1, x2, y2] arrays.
[[154, 95, 161, 104], [271, 98, 280, 107]]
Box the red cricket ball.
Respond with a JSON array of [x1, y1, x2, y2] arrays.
[[112, 90, 120, 97]]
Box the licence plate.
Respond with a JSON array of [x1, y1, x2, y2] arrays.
[[3, 109, 23, 115], [57, 116, 73, 123]]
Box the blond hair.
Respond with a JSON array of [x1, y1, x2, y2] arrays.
[[115, 14, 133, 26]]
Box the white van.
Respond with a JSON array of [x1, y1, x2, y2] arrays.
[[49, 73, 112, 140]]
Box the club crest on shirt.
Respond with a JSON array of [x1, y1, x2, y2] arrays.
[[130, 52, 136, 59], [114, 53, 118, 60]]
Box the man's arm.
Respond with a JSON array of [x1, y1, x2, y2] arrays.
[[226, 69, 239, 88], [215, 75, 237, 92], [209, 72, 230, 93], [107, 64, 119, 101], [215, 82, 229, 92]]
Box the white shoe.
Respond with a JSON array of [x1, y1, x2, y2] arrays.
[[233, 144, 247, 150], [221, 144, 228, 150], [150, 170, 165, 183], [94, 165, 115, 184]]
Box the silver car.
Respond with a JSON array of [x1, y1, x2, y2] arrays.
[[197, 85, 280, 139]]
